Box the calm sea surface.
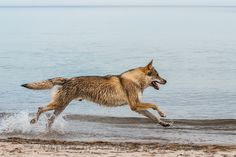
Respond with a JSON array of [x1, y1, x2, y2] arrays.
[[0, 6, 235, 144]]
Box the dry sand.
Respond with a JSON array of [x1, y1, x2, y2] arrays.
[[0, 137, 236, 157]]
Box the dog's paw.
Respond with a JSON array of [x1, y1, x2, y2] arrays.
[[159, 121, 172, 127], [159, 112, 166, 117], [38, 107, 43, 112], [30, 118, 36, 124]]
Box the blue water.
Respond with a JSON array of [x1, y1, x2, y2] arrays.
[[0, 6, 236, 120]]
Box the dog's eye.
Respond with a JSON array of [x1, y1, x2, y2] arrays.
[[147, 71, 152, 76]]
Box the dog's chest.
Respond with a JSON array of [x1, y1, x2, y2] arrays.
[[138, 92, 142, 100]]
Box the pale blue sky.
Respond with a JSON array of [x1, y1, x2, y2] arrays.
[[0, 0, 236, 6]]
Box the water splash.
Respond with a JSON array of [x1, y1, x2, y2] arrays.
[[0, 111, 68, 135]]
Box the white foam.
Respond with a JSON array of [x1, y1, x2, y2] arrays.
[[0, 111, 68, 135]]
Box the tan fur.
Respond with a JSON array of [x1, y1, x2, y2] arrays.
[[22, 77, 68, 90], [22, 60, 171, 128]]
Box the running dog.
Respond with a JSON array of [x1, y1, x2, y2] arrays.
[[22, 60, 171, 127]]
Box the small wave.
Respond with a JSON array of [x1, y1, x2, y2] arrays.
[[65, 114, 236, 126], [0, 111, 68, 135], [0, 112, 236, 144], [1, 112, 236, 130]]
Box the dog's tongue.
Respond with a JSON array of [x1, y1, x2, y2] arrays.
[[155, 82, 159, 90], [152, 81, 159, 90]]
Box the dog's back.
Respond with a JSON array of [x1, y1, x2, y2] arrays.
[[55, 76, 128, 106]]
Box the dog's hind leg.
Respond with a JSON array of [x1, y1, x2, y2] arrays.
[[30, 101, 58, 124], [47, 107, 66, 128], [135, 110, 171, 127]]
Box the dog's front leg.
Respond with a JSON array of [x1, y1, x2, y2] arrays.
[[130, 102, 155, 111], [151, 104, 166, 117], [131, 102, 166, 117], [135, 110, 171, 127], [127, 91, 166, 117]]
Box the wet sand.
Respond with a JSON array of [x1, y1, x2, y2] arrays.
[[0, 137, 236, 157]]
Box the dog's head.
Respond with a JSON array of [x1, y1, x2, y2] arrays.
[[143, 60, 167, 90]]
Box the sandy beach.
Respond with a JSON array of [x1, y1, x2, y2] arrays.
[[0, 137, 235, 157]]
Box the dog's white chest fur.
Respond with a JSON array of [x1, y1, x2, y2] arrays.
[[138, 92, 142, 100]]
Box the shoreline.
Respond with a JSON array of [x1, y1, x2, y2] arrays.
[[0, 137, 236, 157]]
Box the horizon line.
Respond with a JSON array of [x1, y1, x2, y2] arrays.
[[0, 5, 236, 8]]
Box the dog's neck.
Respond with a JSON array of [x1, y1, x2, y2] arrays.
[[120, 68, 149, 91]]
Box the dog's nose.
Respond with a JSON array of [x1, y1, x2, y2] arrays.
[[163, 79, 167, 84]]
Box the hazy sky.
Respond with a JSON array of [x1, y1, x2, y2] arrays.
[[0, 0, 236, 6]]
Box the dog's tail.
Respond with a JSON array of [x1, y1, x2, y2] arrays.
[[21, 77, 68, 90]]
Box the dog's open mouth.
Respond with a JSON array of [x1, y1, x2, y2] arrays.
[[151, 81, 160, 90]]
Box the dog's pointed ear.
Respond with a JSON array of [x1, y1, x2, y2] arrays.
[[145, 59, 153, 70]]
